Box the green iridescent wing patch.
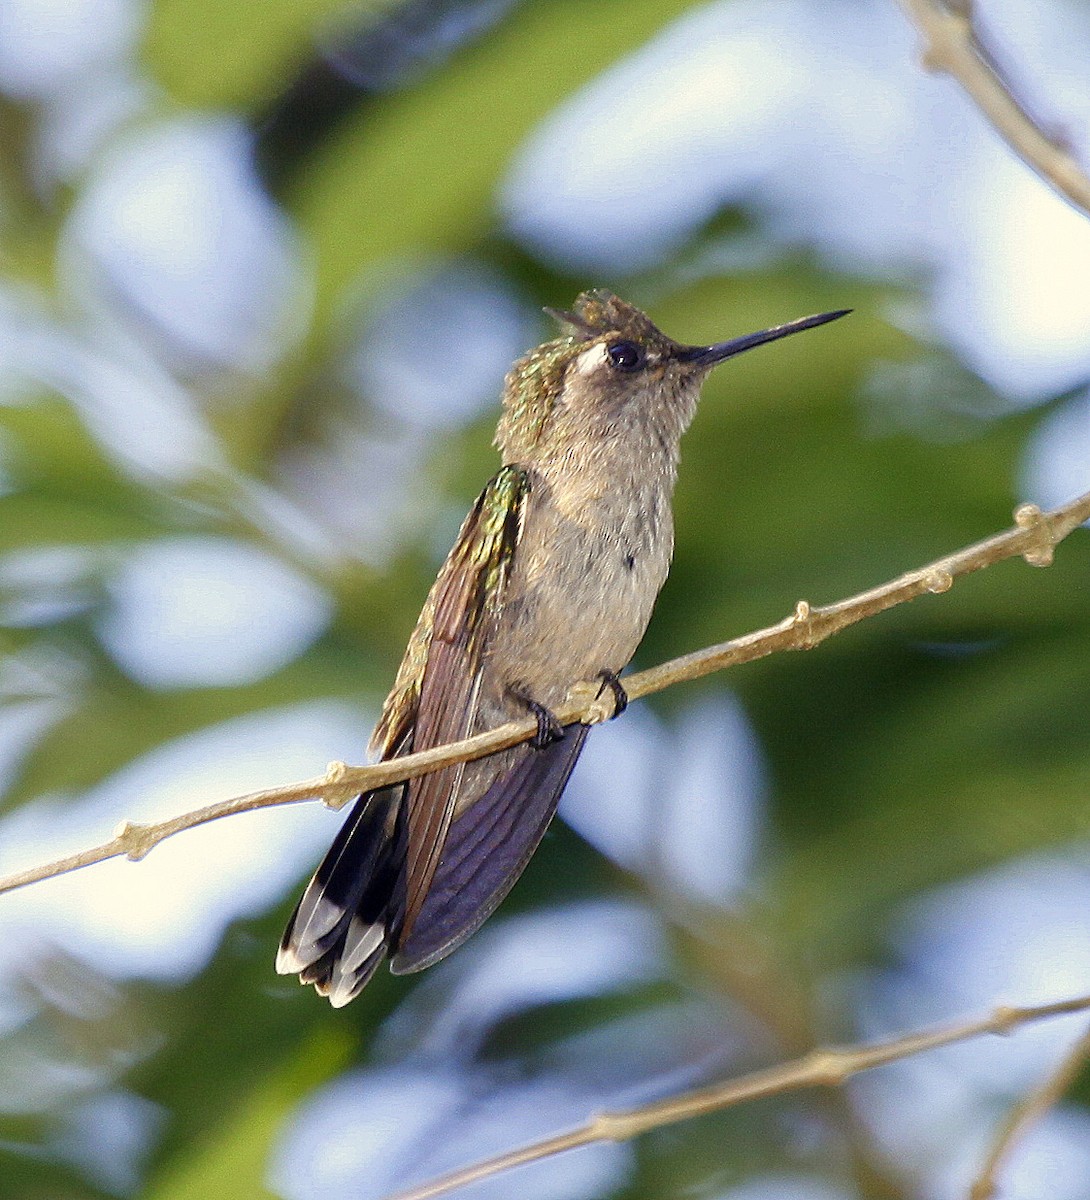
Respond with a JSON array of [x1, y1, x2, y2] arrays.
[[390, 465, 531, 941]]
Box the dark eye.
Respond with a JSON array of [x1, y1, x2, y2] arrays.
[[606, 341, 644, 372]]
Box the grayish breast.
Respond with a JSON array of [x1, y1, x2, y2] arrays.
[[487, 440, 678, 713]]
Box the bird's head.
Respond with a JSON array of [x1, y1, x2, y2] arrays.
[[496, 290, 848, 464]]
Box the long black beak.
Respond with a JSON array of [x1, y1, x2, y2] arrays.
[[677, 309, 851, 368]]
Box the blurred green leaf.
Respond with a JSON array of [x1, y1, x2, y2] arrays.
[[289, 0, 698, 326], [143, 1027, 352, 1200], [143, 0, 380, 108]]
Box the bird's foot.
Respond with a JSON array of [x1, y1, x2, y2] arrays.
[[596, 670, 628, 718], [511, 686, 566, 748], [528, 701, 565, 748]]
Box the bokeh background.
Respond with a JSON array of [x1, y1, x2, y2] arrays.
[[2, 0, 1090, 1196]]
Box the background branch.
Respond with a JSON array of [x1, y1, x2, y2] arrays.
[[1, 489, 1087, 900], [970, 1019, 1090, 1200], [389, 994, 1090, 1200], [897, 0, 1090, 217], [891, 7, 1090, 1189]]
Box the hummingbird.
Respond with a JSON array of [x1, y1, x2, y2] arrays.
[[277, 290, 848, 1006]]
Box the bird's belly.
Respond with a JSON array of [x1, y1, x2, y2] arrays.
[[486, 513, 670, 713]]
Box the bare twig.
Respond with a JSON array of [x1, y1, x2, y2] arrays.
[[891, 9, 1090, 1188], [0, 490, 1087, 899], [388, 995, 1090, 1200], [896, 0, 1090, 217], [970, 1019, 1090, 1200]]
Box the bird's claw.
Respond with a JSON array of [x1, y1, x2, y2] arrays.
[[527, 700, 565, 748], [596, 670, 628, 718], [511, 686, 565, 747]]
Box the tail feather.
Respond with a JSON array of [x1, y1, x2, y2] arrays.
[[391, 724, 588, 974], [279, 726, 590, 1004], [277, 785, 405, 1006]]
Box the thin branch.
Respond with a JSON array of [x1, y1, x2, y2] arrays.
[[0, 490, 1087, 899], [387, 994, 1090, 1200], [891, 6, 1090, 1191], [666, 910, 906, 1197], [0, 487, 1085, 902], [896, 0, 1090, 218], [970, 1019, 1090, 1200]]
